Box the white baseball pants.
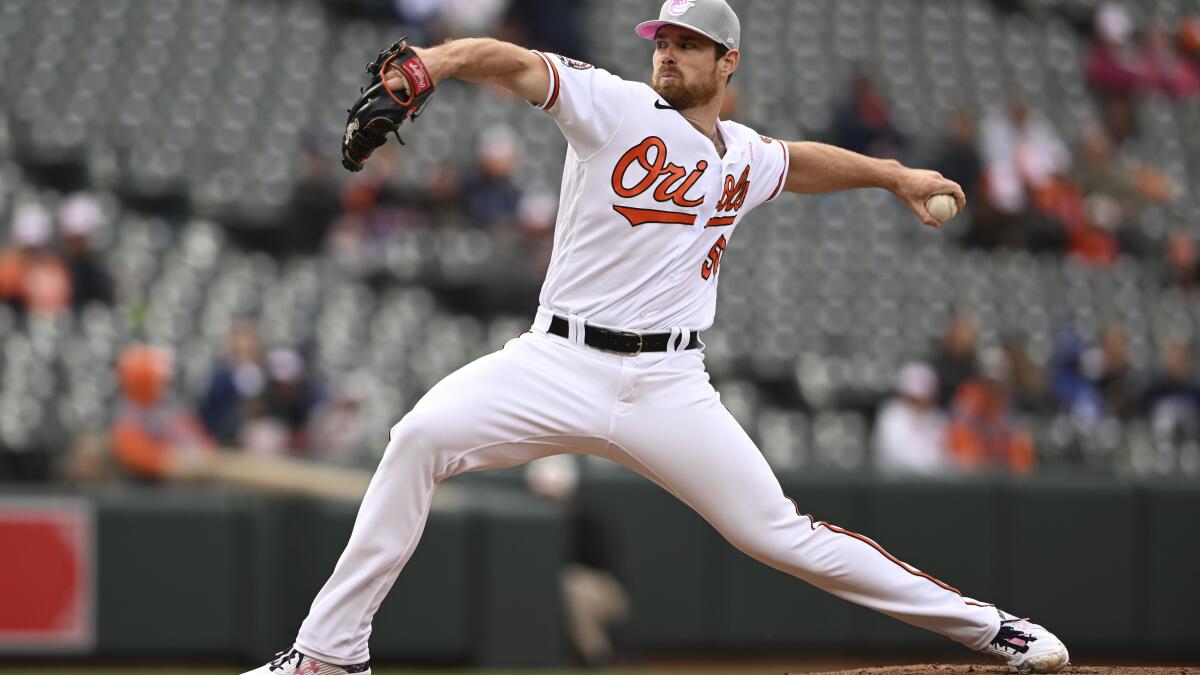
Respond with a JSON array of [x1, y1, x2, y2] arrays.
[[294, 311, 1001, 665]]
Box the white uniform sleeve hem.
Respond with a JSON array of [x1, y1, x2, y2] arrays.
[[530, 51, 560, 111], [765, 139, 790, 203]]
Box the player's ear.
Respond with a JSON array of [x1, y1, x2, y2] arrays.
[[721, 49, 740, 78]]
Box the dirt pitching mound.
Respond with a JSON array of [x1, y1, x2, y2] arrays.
[[802, 666, 1194, 675]]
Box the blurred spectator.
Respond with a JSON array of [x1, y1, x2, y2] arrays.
[[1044, 176, 1119, 266], [0, 203, 71, 317], [1142, 339, 1200, 440], [932, 311, 978, 407], [980, 97, 1070, 217], [288, 147, 342, 255], [1163, 230, 1200, 292], [1099, 95, 1138, 146], [1180, 16, 1200, 66], [110, 344, 214, 481], [525, 455, 629, 667], [1084, 6, 1200, 139], [424, 161, 468, 226], [1000, 333, 1051, 414], [1139, 21, 1200, 99], [392, 0, 510, 43], [61, 433, 117, 484], [931, 110, 983, 202], [58, 193, 114, 310], [464, 125, 523, 230], [336, 144, 428, 251], [946, 348, 1036, 474], [307, 373, 374, 465], [504, 0, 588, 61], [1086, 324, 1141, 418], [719, 82, 741, 121], [1050, 328, 1104, 424], [390, 0, 447, 42], [830, 75, 905, 159], [0, 205, 45, 310], [517, 191, 557, 271], [241, 349, 323, 455], [199, 320, 267, 446], [872, 362, 953, 477], [971, 98, 1072, 252], [483, 190, 557, 313], [1085, 4, 1142, 101], [1074, 125, 1171, 257], [440, 0, 509, 38]]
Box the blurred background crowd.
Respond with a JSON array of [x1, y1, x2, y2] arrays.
[[2, 0, 1200, 490]]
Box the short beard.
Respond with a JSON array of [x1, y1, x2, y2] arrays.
[[652, 67, 720, 110]]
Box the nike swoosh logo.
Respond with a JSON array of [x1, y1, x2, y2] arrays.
[[654, 100, 675, 110]]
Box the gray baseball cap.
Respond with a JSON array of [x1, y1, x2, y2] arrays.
[[635, 0, 741, 51]]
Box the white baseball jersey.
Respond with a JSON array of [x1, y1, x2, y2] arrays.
[[529, 51, 790, 332]]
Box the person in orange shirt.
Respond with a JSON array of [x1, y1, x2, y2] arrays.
[[0, 203, 72, 317], [109, 344, 214, 481], [946, 348, 1036, 475]]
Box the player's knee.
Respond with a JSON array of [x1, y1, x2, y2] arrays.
[[385, 410, 444, 464], [720, 509, 815, 569], [729, 531, 792, 565]]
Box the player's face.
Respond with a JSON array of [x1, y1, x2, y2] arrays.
[[651, 26, 722, 110]]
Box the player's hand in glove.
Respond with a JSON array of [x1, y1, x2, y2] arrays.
[[341, 38, 436, 172]]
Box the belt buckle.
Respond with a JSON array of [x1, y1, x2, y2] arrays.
[[615, 330, 643, 356]]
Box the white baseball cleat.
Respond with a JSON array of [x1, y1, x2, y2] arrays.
[[980, 613, 1070, 674], [240, 648, 371, 675]]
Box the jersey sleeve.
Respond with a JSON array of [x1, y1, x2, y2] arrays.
[[530, 51, 631, 159], [741, 132, 791, 212]]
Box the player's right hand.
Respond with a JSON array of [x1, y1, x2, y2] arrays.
[[895, 168, 966, 228]]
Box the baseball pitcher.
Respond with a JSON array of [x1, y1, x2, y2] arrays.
[[246, 1, 1069, 673]]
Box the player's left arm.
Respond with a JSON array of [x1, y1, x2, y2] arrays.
[[781, 141, 965, 228]]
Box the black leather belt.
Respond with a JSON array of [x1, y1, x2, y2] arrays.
[[548, 315, 699, 355]]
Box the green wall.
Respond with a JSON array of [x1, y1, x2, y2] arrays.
[[3, 474, 1197, 666]]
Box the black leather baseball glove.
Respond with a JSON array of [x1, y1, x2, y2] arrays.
[[341, 38, 436, 172]]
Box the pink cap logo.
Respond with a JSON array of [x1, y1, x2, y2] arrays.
[[666, 0, 697, 16]]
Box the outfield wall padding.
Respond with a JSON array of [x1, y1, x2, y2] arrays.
[[2, 474, 1196, 666]]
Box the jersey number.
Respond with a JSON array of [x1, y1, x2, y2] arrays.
[[700, 235, 727, 280]]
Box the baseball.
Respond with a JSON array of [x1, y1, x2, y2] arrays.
[[925, 194, 958, 223]]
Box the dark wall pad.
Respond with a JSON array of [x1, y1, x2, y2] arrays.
[[1005, 477, 1137, 650]]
